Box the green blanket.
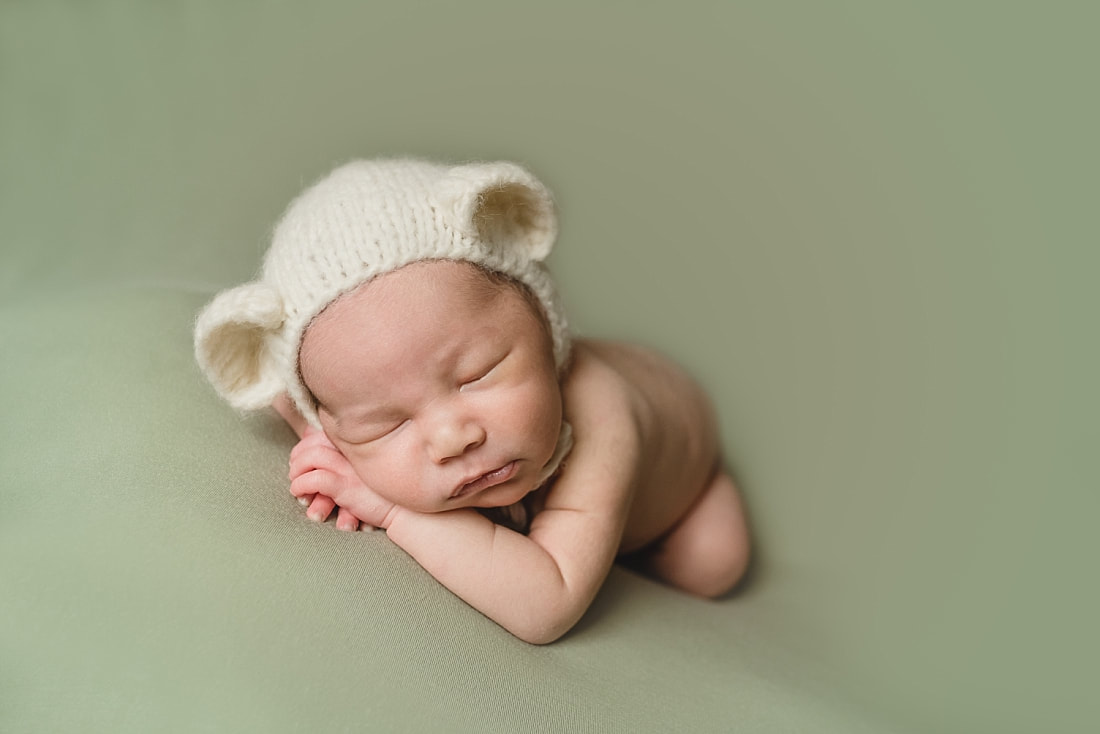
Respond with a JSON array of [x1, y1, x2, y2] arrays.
[[2, 3, 1094, 732]]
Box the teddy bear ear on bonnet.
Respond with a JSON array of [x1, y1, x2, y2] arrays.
[[437, 160, 559, 263], [193, 280, 287, 412]]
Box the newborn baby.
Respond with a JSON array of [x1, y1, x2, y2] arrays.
[[195, 158, 750, 643]]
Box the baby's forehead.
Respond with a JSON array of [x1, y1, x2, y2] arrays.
[[301, 260, 548, 365]]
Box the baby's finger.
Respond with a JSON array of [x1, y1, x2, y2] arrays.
[[290, 427, 333, 457], [290, 470, 335, 498], [305, 427, 337, 450], [306, 494, 336, 523], [335, 506, 361, 532], [289, 433, 322, 462], [289, 443, 348, 481]]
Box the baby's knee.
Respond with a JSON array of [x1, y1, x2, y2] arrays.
[[687, 528, 751, 598], [651, 518, 750, 598], [689, 474, 752, 596], [642, 471, 752, 597]]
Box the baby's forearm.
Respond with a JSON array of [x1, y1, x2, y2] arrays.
[[385, 509, 600, 644]]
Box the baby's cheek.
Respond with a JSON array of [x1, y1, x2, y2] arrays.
[[336, 446, 381, 488], [511, 386, 563, 459], [526, 378, 563, 424], [354, 448, 422, 506]]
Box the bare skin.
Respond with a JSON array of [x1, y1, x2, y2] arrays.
[[276, 261, 751, 644]]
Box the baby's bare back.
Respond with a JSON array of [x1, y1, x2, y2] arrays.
[[569, 339, 722, 553]]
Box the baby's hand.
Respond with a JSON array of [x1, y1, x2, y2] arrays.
[[288, 428, 396, 531]]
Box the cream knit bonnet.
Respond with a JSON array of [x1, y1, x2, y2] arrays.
[[194, 158, 570, 431]]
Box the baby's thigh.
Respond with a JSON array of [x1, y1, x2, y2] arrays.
[[645, 471, 751, 598]]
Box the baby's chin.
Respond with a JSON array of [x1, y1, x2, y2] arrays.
[[464, 477, 538, 511]]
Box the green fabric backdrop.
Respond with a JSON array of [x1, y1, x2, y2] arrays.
[[2, 2, 1095, 732]]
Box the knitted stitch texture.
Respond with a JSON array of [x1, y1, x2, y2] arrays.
[[194, 158, 569, 430]]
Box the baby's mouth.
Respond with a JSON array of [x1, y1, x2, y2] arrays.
[[451, 461, 518, 499]]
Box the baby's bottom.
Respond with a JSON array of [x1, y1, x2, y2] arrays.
[[627, 471, 751, 598]]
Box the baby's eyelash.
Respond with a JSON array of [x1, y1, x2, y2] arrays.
[[466, 368, 491, 384], [461, 361, 500, 387]]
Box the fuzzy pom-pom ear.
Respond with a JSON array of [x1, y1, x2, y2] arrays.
[[439, 161, 558, 261], [194, 282, 286, 411]]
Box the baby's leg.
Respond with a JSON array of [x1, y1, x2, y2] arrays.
[[638, 471, 751, 598]]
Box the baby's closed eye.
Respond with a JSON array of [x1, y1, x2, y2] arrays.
[[340, 415, 409, 444], [368, 419, 409, 441], [459, 351, 511, 390]]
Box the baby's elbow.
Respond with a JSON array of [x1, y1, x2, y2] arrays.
[[513, 628, 560, 646], [511, 617, 573, 646], [508, 600, 586, 645]]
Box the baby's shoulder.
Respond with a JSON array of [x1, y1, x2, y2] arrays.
[[560, 341, 642, 443], [568, 338, 706, 406], [565, 338, 717, 456]]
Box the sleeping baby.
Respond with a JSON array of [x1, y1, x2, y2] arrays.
[[194, 158, 750, 643]]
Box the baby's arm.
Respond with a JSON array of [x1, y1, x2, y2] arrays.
[[287, 411, 637, 643]]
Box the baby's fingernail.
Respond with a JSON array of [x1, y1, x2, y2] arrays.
[[298, 497, 310, 506]]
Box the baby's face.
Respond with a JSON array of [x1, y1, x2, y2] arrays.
[[299, 261, 563, 513]]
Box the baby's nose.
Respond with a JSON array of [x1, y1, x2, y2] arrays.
[[427, 413, 486, 463]]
